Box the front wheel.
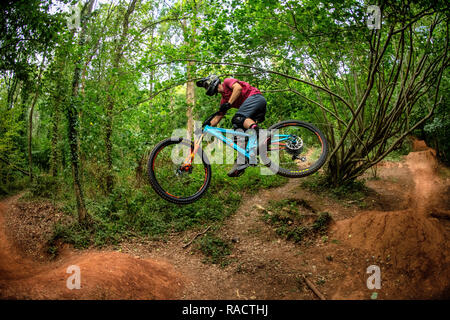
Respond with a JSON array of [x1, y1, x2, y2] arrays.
[[147, 137, 212, 204], [259, 120, 328, 178]]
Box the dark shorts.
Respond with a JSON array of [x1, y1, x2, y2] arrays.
[[235, 94, 267, 123]]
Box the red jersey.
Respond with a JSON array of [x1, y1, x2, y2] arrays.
[[219, 78, 261, 109]]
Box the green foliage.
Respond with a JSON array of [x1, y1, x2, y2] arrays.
[[45, 164, 287, 249], [312, 212, 332, 232], [0, 0, 66, 75], [29, 174, 58, 198], [48, 221, 93, 255], [422, 71, 450, 164], [384, 138, 413, 162], [196, 233, 232, 267], [1, 0, 447, 250], [0, 92, 28, 186], [263, 198, 332, 243], [301, 173, 369, 202]]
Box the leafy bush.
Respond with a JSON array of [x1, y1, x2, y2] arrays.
[[196, 233, 232, 267], [301, 173, 369, 201], [384, 138, 413, 161], [0, 185, 8, 197], [262, 198, 332, 243], [45, 164, 288, 251], [29, 174, 58, 198], [312, 212, 332, 232], [48, 222, 92, 255], [424, 115, 450, 165]]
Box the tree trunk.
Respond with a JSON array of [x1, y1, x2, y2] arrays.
[[181, 15, 197, 138], [28, 53, 46, 181], [67, 0, 96, 223], [50, 103, 61, 177], [186, 60, 195, 138], [105, 0, 138, 194]]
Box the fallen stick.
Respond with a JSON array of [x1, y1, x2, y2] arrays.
[[254, 204, 274, 215], [183, 226, 211, 248], [302, 275, 326, 300], [0, 156, 30, 176]]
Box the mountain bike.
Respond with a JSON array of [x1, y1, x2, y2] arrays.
[[147, 112, 328, 204]]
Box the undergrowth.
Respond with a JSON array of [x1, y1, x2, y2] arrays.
[[262, 198, 332, 243], [194, 233, 233, 267], [0, 175, 29, 200], [43, 164, 287, 252], [384, 137, 413, 162], [300, 173, 370, 207]]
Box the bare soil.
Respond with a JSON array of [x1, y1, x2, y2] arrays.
[[0, 197, 184, 299], [0, 139, 449, 300]]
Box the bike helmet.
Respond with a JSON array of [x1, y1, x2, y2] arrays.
[[196, 75, 220, 96]]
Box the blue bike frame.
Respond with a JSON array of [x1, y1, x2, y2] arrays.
[[201, 125, 292, 159]]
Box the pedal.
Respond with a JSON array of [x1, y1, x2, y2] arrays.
[[235, 170, 245, 177]]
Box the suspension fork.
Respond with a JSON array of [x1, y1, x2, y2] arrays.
[[181, 133, 205, 168]]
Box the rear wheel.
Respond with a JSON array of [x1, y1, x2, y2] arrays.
[[147, 137, 211, 204], [259, 120, 328, 178]]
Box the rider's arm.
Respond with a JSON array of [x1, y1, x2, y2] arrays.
[[211, 83, 242, 127], [210, 114, 224, 127], [228, 82, 242, 105], [211, 82, 242, 127]]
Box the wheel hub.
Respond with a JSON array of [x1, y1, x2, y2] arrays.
[[286, 135, 303, 155], [175, 164, 193, 176]]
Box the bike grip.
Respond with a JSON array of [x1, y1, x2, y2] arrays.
[[202, 112, 219, 127], [202, 119, 211, 127]]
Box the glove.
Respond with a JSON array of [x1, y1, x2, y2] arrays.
[[202, 119, 211, 127], [202, 112, 217, 127], [219, 102, 232, 114]]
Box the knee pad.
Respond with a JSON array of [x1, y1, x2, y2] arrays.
[[232, 114, 246, 130]]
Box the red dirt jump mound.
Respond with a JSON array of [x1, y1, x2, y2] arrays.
[[0, 197, 185, 300], [405, 148, 441, 213], [333, 209, 450, 299], [331, 140, 450, 299], [1, 251, 184, 300]]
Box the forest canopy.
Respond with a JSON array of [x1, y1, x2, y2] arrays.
[[0, 0, 448, 226]]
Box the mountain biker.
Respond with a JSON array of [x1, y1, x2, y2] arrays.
[[196, 75, 267, 177]]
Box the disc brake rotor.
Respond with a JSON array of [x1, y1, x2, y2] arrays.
[[285, 135, 303, 155]]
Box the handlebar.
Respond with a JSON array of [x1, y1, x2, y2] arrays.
[[202, 111, 223, 128]]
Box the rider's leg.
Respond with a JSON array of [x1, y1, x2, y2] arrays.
[[243, 118, 258, 129], [231, 113, 247, 165], [242, 118, 260, 165], [243, 118, 260, 142], [227, 95, 267, 177], [243, 118, 261, 147]]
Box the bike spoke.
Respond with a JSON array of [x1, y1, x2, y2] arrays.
[[265, 123, 326, 175], [152, 142, 208, 199]]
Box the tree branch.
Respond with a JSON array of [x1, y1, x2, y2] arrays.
[[0, 156, 30, 176], [149, 59, 354, 111]]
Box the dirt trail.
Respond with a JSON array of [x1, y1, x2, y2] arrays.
[[332, 140, 450, 299], [0, 196, 184, 299], [127, 140, 449, 300], [0, 139, 448, 300]]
